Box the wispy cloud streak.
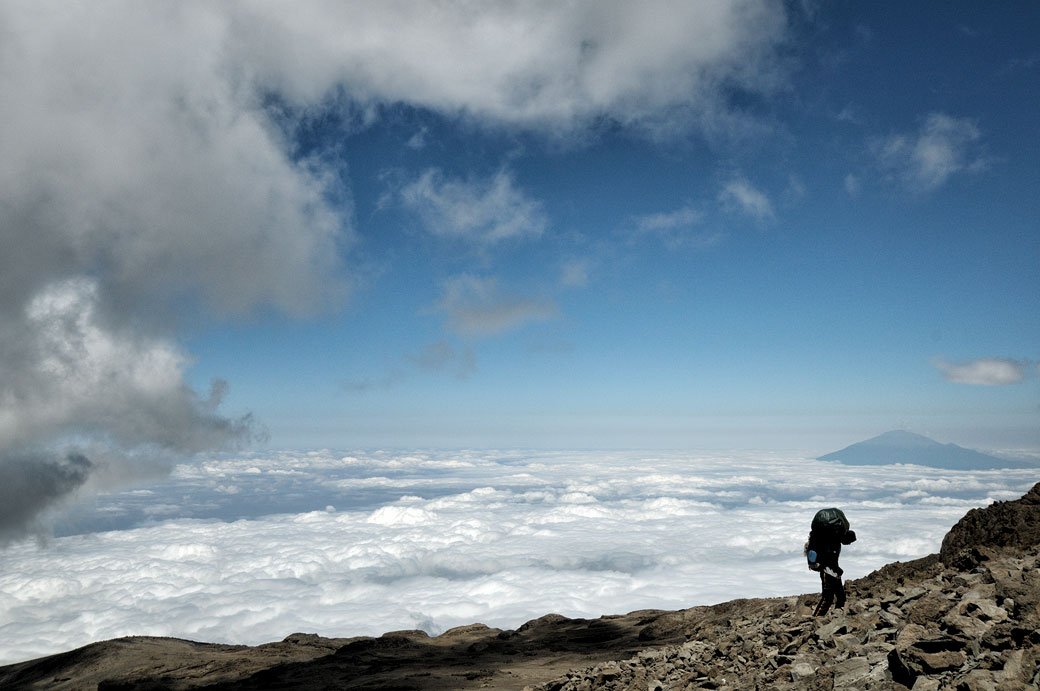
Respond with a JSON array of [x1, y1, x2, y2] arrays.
[[433, 275, 557, 338], [933, 357, 1033, 386], [719, 178, 775, 223]]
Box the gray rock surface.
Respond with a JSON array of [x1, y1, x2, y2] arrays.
[[530, 546, 1039, 690]]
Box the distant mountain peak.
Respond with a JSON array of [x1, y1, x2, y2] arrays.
[[819, 430, 1018, 470], [867, 430, 941, 445]]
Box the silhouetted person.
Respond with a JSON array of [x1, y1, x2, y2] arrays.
[[804, 507, 856, 616]]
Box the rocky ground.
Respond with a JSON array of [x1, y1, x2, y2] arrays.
[[530, 548, 1039, 690], [1, 483, 1036, 691]]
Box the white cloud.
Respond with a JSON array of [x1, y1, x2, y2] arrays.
[[401, 169, 547, 244], [933, 357, 1033, 386], [872, 113, 985, 192], [432, 275, 557, 337], [844, 173, 861, 197], [719, 178, 775, 223], [233, 0, 791, 135], [0, 450, 1034, 665]]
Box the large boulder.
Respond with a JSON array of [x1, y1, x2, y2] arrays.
[[940, 483, 1040, 565]]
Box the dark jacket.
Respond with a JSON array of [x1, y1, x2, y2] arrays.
[[808, 527, 857, 573]]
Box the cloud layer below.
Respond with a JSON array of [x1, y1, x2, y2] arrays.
[[1, 450, 1034, 665]]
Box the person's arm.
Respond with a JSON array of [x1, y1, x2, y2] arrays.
[[841, 529, 856, 545]]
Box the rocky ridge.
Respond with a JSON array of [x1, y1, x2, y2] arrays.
[[531, 482, 1040, 690], [528, 549, 1039, 690], [1, 483, 1037, 691]]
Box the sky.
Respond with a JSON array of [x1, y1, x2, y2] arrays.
[[0, 1, 1039, 544], [1, 449, 1036, 665], [190, 1, 1039, 453]]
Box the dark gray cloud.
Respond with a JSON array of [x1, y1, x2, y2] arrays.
[[0, 453, 91, 546]]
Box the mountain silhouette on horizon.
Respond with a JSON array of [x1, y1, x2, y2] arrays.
[[818, 430, 1023, 470]]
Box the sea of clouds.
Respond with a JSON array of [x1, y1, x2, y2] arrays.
[[0, 450, 1035, 665]]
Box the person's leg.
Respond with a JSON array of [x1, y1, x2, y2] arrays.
[[834, 575, 846, 610], [813, 571, 833, 616]]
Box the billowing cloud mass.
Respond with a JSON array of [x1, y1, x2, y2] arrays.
[[0, 450, 1033, 665], [401, 169, 547, 244], [933, 357, 1033, 386], [0, 2, 348, 543], [433, 275, 557, 338], [872, 113, 985, 192], [0, 278, 256, 545]]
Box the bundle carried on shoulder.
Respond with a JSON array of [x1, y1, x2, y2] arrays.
[[811, 507, 850, 537]]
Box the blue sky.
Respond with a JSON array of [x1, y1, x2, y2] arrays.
[[182, 2, 1038, 451], [2, 1, 1038, 469]]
